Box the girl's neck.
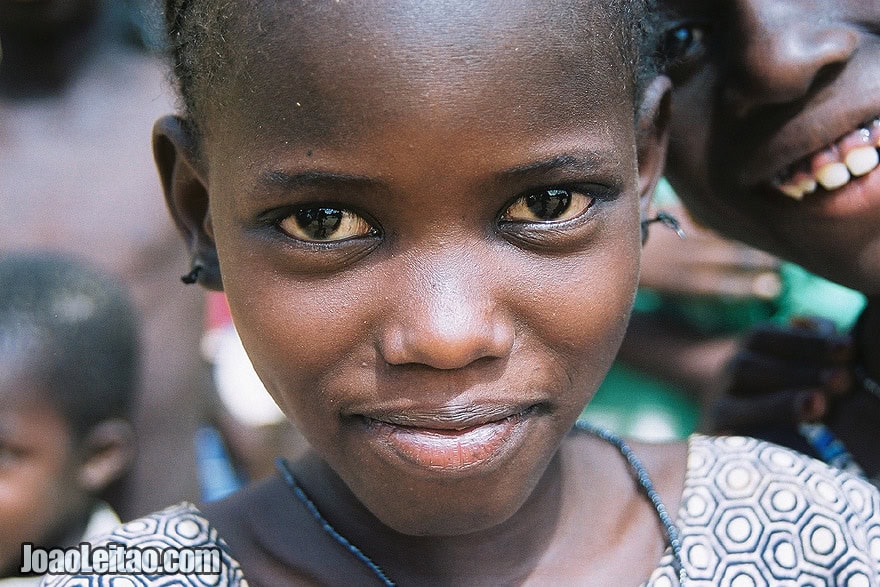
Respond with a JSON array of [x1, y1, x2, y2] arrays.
[[0, 7, 108, 100], [290, 433, 681, 585], [294, 451, 566, 585]]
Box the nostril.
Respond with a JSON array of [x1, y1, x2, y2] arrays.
[[723, 25, 857, 118], [810, 60, 848, 94], [380, 316, 515, 371]]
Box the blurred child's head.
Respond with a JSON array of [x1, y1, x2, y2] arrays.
[[155, 0, 669, 536], [0, 252, 137, 575], [659, 0, 880, 295]]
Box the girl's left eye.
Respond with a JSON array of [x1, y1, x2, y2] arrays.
[[501, 189, 594, 223], [278, 206, 376, 242]]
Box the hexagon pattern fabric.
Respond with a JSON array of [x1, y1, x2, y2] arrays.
[[647, 435, 880, 586], [40, 502, 247, 586]]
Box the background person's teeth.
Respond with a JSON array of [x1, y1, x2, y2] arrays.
[[811, 145, 850, 191], [839, 127, 877, 176], [774, 170, 816, 200], [816, 162, 851, 190], [776, 181, 806, 199], [844, 146, 880, 176], [783, 171, 819, 199], [796, 175, 818, 195]]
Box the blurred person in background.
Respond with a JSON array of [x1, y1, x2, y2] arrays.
[[0, 0, 212, 519], [0, 252, 138, 583], [655, 0, 880, 484], [582, 183, 864, 444]]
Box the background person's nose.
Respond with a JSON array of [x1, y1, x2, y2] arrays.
[[723, 0, 858, 117]]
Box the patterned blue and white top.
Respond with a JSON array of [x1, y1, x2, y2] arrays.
[[647, 435, 880, 586], [42, 435, 880, 586]]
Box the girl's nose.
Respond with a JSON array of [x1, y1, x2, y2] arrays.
[[378, 255, 515, 371], [723, 0, 858, 116]]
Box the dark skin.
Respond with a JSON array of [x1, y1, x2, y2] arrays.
[[155, 2, 686, 583], [660, 0, 880, 476]]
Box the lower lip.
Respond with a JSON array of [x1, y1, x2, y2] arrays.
[[799, 164, 880, 218], [364, 413, 526, 474]]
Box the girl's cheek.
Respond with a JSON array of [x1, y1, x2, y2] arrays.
[[225, 268, 378, 394]]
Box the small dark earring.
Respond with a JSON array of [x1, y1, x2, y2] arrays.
[[641, 211, 686, 244], [180, 261, 204, 285]]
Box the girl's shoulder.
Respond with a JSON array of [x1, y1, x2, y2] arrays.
[[684, 433, 880, 515], [39, 502, 248, 586], [667, 433, 880, 584], [39, 473, 371, 586]]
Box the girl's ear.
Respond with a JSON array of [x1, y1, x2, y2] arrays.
[[153, 115, 223, 290], [77, 419, 135, 494], [635, 76, 672, 224]]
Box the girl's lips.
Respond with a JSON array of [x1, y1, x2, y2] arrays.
[[360, 408, 536, 474]]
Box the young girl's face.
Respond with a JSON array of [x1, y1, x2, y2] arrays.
[[162, 2, 666, 535], [661, 0, 880, 295]]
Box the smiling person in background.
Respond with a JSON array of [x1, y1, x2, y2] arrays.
[[658, 0, 880, 483]]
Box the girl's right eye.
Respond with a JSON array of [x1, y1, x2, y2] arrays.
[[661, 22, 711, 80], [277, 206, 377, 243]]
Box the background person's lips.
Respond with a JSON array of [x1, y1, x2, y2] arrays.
[[771, 118, 880, 199], [730, 48, 880, 191]]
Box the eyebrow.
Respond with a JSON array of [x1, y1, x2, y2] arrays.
[[258, 152, 611, 195], [494, 153, 606, 183], [260, 169, 384, 192]]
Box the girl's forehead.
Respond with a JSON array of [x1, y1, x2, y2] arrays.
[[244, 0, 615, 45], [201, 1, 634, 144]]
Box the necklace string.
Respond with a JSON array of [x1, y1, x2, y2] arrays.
[[276, 423, 688, 586], [275, 458, 396, 587], [573, 421, 688, 585]]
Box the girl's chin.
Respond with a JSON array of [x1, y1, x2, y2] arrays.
[[338, 419, 561, 537]]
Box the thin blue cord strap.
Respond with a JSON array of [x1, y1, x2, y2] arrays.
[[574, 421, 687, 585], [275, 457, 396, 587]]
